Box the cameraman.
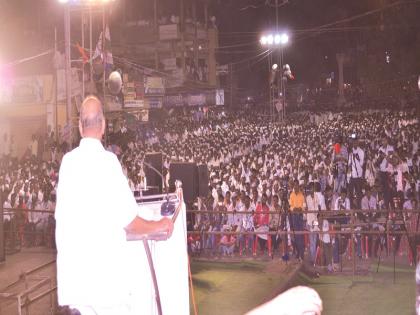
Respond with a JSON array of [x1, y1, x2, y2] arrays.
[[347, 135, 365, 209]]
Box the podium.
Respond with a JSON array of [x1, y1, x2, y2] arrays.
[[126, 186, 189, 315]]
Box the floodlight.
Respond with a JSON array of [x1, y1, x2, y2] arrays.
[[260, 36, 267, 45], [280, 33, 289, 45]]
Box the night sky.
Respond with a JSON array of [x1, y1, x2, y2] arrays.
[[1, 0, 420, 90]]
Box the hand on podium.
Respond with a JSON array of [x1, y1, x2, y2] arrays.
[[156, 217, 174, 240], [125, 216, 174, 241]]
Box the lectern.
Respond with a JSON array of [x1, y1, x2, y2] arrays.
[[126, 184, 189, 315]]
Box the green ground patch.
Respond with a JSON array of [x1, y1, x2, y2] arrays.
[[296, 262, 415, 315], [190, 260, 416, 315], [190, 260, 295, 315]]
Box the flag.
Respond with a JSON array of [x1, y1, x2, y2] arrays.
[[93, 25, 113, 68], [75, 42, 89, 64]]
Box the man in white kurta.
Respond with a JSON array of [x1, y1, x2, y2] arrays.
[[55, 96, 172, 315]]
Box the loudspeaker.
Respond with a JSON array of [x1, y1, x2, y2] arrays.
[[144, 152, 163, 194], [197, 164, 209, 197], [169, 163, 198, 202]]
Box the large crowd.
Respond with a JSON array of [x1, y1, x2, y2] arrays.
[[0, 105, 419, 270]]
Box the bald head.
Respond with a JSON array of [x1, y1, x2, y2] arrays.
[[79, 95, 105, 139]]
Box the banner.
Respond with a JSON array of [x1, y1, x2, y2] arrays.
[[187, 94, 206, 107], [159, 24, 179, 40], [125, 99, 146, 108], [0, 76, 44, 104], [144, 76, 165, 95], [216, 65, 229, 75], [165, 94, 184, 107], [215, 89, 224, 106], [57, 68, 82, 101], [145, 97, 163, 109], [162, 58, 177, 71]]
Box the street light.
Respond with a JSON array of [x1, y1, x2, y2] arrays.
[[260, 32, 289, 47], [260, 32, 290, 122]]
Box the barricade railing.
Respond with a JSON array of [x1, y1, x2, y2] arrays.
[[186, 208, 420, 275], [2, 207, 56, 254]]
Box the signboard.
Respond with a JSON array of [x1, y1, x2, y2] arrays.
[[159, 24, 179, 41], [165, 68, 184, 88], [216, 89, 224, 106], [125, 99, 146, 108], [216, 65, 229, 75], [187, 94, 206, 107], [135, 110, 149, 122], [162, 58, 177, 71], [0, 75, 44, 104], [145, 97, 163, 109], [144, 76, 165, 95], [165, 94, 184, 107]]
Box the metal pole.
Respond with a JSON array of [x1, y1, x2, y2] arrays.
[[102, 5, 106, 103], [230, 63, 233, 107], [154, 0, 159, 70], [180, 0, 186, 74], [64, 4, 72, 149], [102, 5, 107, 146], [54, 27, 58, 143], [351, 209, 356, 276], [281, 48, 285, 121], [82, 10, 85, 98], [89, 5, 93, 87], [269, 53, 273, 121]]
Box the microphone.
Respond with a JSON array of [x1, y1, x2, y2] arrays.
[[161, 195, 176, 216]]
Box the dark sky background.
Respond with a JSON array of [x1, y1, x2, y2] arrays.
[[211, 0, 420, 91], [1, 0, 420, 90]]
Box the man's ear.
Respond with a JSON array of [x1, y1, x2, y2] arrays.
[[79, 120, 83, 138], [101, 117, 106, 137]]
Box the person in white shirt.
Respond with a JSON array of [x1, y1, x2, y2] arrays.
[[240, 196, 255, 255], [305, 182, 326, 265], [377, 137, 394, 209], [320, 214, 333, 272], [347, 137, 365, 208], [55, 96, 173, 315], [333, 189, 351, 264]]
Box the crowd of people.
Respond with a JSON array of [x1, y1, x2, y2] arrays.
[[1, 104, 419, 270]]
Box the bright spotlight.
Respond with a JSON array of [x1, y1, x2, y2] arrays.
[[280, 33, 289, 45], [272, 64, 278, 70], [260, 36, 267, 45], [58, 0, 69, 3], [267, 35, 274, 45], [274, 34, 281, 45]]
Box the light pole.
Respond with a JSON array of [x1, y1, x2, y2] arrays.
[[260, 32, 289, 121]]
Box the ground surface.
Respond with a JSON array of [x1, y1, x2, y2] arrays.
[[0, 249, 416, 315], [191, 256, 416, 315], [190, 258, 301, 315], [296, 261, 416, 315]]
